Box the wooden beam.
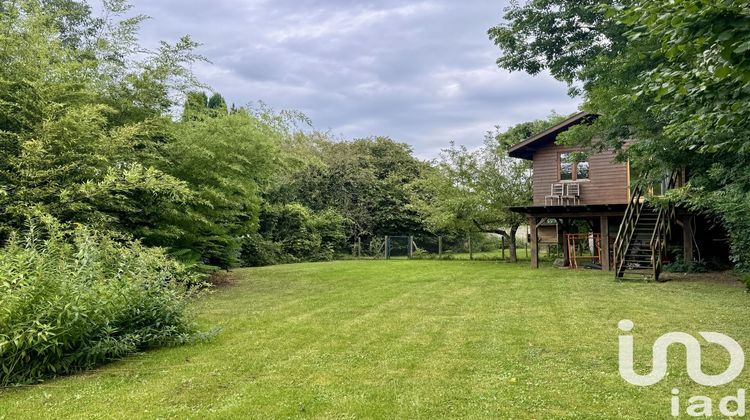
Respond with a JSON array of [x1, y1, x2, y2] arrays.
[[600, 216, 611, 271], [514, 209, 628, 218], [683, 215, 694, 264], [529, 216, 539, 269], [561, 220, 570, 266]]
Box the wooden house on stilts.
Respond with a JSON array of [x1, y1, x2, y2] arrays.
[[507, 112, 728, 280]]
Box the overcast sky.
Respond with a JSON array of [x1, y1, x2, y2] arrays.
[[123, 0, 579, 158]]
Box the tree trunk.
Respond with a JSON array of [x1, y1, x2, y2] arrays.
[[471, 219, 520, 262], [508, 225, 519, 263], [468, 233, 473, 260]]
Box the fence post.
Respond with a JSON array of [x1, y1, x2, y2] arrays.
[[502, 236, 506, 261], [357, 236, 362, 258], [438, 236, 442, 258], [385, 235, 390, 260], [408, 236, 414, 259]]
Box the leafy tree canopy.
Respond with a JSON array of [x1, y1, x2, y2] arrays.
[[490, 0, 750, 273]]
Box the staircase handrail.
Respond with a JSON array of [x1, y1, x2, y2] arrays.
[[614, 181, 645, 277], [649, 171, 681, 281]]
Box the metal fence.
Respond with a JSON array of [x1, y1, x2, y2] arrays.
[[348, 233, 537, 261]]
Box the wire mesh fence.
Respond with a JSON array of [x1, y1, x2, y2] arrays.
[[347, 233, 541, 261]]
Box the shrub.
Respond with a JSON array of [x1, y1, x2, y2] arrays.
[[678, 185, 750, 289], [240, 233, 282, 267], [242, 204, 348, 266], [0, 218, 202, 386], [663, 254, 722, 274]]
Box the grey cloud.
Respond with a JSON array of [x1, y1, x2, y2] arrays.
[[120, 0, 579, 158]]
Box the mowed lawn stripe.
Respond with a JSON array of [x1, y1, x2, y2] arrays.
[[0, 260, 747, 419]]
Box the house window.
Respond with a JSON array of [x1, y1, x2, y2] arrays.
[[577, 161, 590, 180], [560, 153, 589, 181]]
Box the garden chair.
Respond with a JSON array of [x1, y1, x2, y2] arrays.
[[545, 183, 564, 206], [562, 183, 581, 206]]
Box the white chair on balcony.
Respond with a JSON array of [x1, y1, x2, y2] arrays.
[[545, 183, 564, 206], [562, 183, 581, 206]]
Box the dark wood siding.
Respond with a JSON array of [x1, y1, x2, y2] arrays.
[[532, 144, 628, 206]]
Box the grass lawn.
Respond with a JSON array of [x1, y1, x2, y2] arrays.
[[1, 261, 748, 418]]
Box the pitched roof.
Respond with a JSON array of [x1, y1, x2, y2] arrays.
[[507, 112, 596, 160]]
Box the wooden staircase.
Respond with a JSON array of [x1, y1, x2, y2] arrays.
[[614, 173, 680, 281], [618, 209, 659, 279]]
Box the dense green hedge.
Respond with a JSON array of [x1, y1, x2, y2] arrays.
[[0, 219, 203, 386], [241, 204, 348, 266]]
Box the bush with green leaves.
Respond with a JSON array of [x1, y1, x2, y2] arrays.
[[242, 204, 348, 266], [0, 218, 202, 386]]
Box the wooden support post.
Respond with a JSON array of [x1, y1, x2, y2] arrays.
[[438, 236, 443, 258], [683, 215, 694, 264], [357, 236, 362, 258], [385, 235, 390, 260], [600, 216, 610, 271], [408, 235, 414, 259], [561, 220, 570, 267], [529, 217, 539, 268]]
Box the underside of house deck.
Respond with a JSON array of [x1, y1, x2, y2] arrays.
[[511, 204, 626, 272], [510, 204, 720, 280]]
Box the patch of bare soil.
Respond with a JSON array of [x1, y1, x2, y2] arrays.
[[207, 271, 239, 288], [659, 271, 745, 288]]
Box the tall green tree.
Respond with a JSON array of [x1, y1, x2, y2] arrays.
[[157, 110, 281, 269], [0, 0, 197, 238], [414, 114, 546, 263], [182, 91, 209, 121], [207, 93, 228, 114], [490, 0, 750, 277], [413, 143, 479, 239], [280, 137, 429, 242]]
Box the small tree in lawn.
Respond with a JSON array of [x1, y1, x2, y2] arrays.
[[413, 143, 480, 248], [415, 140, 530, 262], [417, 116, 561, 262], [470, 135, 531, 262], [472, 115, 565, 261]]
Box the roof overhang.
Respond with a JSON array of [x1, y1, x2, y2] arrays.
[[507, 112, 597, 160]]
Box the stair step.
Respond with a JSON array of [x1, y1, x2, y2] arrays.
[[619, 274, 655, 281], [622, 267, 655, 272]]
